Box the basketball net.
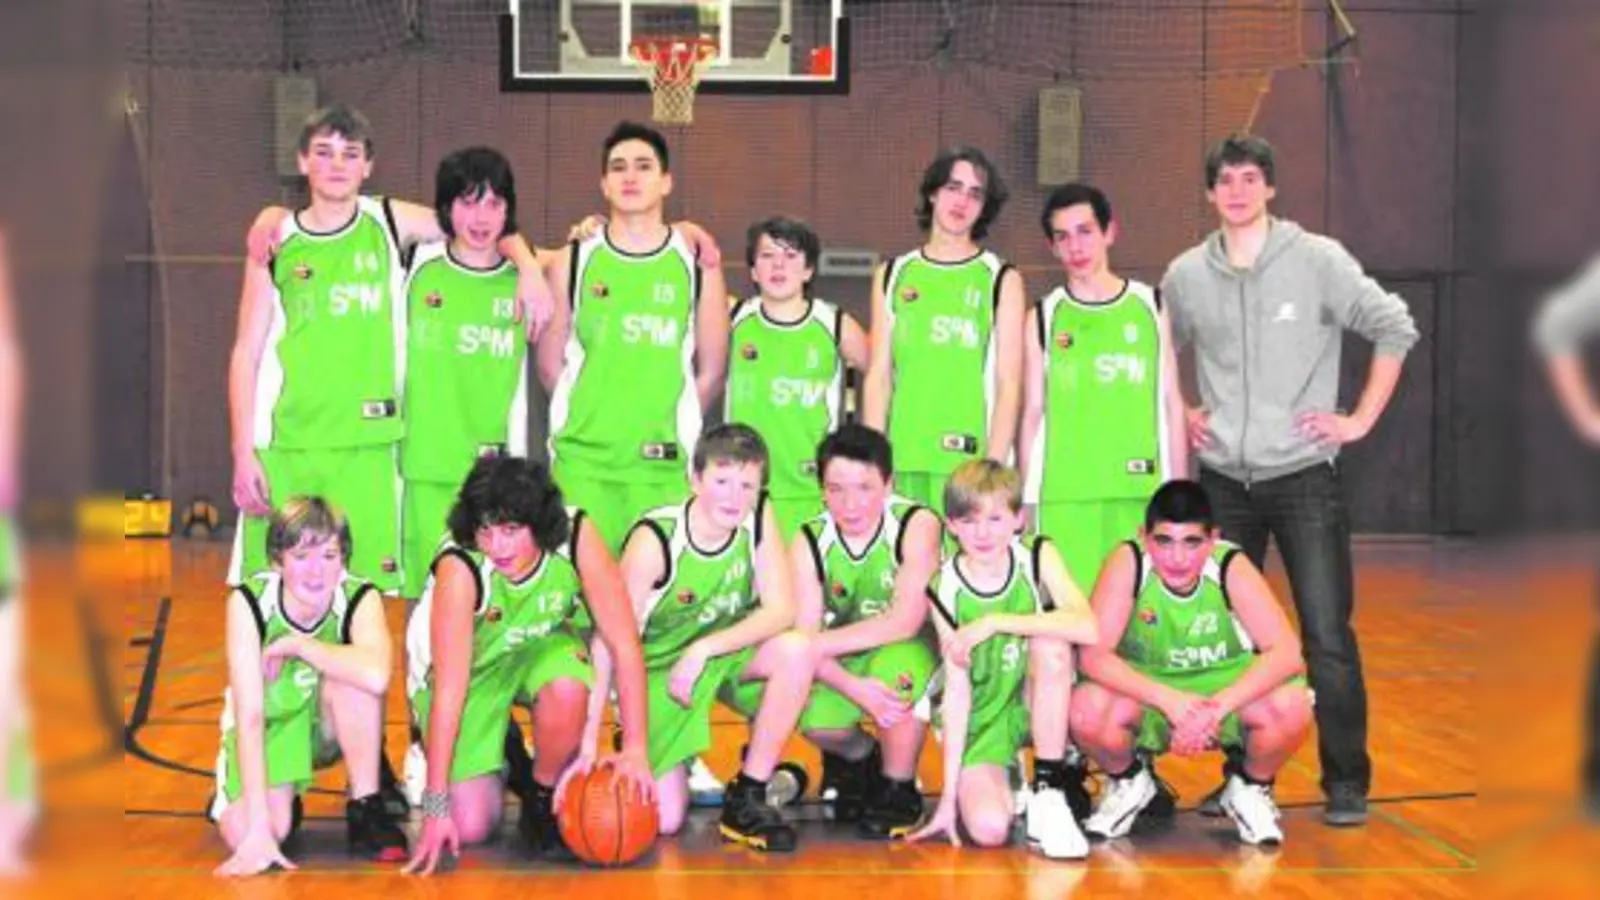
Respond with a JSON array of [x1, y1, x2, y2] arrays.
[[630, 37, 719, 125]]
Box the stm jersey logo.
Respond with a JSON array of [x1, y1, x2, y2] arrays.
[[770, 378, 827, 408], [930, 316, 980, 348], [1094, 353, 1148, 385], [291, 666, 319, 693], [622, 314, 678, 346]]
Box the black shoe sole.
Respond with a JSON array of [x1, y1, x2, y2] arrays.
[[718, 822, 798, 853]]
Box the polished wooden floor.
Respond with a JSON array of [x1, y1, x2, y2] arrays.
[[19, 536, 1600, 896]]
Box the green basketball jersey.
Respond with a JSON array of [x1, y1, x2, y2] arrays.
[[404, 508, 588, 699], [1025, 280, 1171, 503], [801, 495, 925, 629], [725, 298, 843, 500], [255, 196, 406, 450], [0, 516, 17, 594], [548, 230, 701, 480], [932, 537, 1050, 722], [883, 249, 1009, 475], [220, 571, 370, 739], [1114, 540, 1255, 680], [635, 496, 764, 668], [399, 242, 529, 483]]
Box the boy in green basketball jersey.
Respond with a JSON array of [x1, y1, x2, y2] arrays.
[[0, 228, 31, 876], [229, 106, 552, 594], [863, 147, 1026, 514], [402, 456, 651, 872], [1019, 183, 1188, 590], [398, 147, 532, 602], [726, 217, 869, 540], [790, 425, 940, 838], [907, 459, 1098, 860], [1070, 480, 1311, 846], [541, 121, 731, 555], [618, 424, 815, 852], [210, 498, 408, 877]]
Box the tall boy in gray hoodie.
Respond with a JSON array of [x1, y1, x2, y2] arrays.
[[1159, 135, 1418, 826]]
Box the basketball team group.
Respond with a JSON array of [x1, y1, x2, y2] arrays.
[[211, 103, 1420, 876]]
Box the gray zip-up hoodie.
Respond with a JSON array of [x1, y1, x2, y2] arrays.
[[1160, 218, 1420, 484]]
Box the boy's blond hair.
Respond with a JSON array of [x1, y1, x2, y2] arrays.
[[943, 458, 1022, 520], [265, 496, 352, 566]]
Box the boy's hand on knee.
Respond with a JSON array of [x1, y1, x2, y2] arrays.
[[1169, 699, 1223, 757], [850, 677, 912, 730], [260, 636, 303, 682], [667, 644, 710, 707]]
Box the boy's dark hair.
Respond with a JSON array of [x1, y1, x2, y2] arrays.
[[297, 104, 374, 157], [447, 456, 569, 552], [1143, 479, 1218, 532], [745, 216, 821, 287], [1204, 134, 1276, 189], [602, 120, 671, 172], [815, 424, 893, 485], [693, 422, 769, 484], [434, 146, 519, 240], [1040, 182, 1113, 238], [916, 146, 1009, 241]]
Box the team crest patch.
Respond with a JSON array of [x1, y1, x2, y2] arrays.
[[1055, 331, 1074, 350], [900, 286, 920, 303], [741, 343, 758, 361], [677, 589, 697, 606], [381, 557, 398, 573], [830, 582, 847, 599], [485, 605, 503, 623], [293, 262, 313, 280], [590, 281, 610, 299], [1138, 608, 1157, 626], [895, 672, 915, 694], [574, 646, 590, 663], [425, 290, 444, 308]]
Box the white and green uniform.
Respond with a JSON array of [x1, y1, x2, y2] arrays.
[[399, 242, 528, 598], [1113, 540, 1299, 753], [930, 536, 1054, 768], [882, 249, 1010, 513], [229, 197, 407, 591], [725, 298, 844, 539], [1025, 280, 1171, 589], [797, 496, 938, 731], [405, 508, 594, 784], [634, 496, 768, 776], [548, 229, 701, 553], [209, 571, 374, 820]]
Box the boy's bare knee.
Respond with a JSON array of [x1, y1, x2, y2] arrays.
[[965, 812, 1010, 848], [767, 629, 813, 665], [1028, 637, 1071, 678]]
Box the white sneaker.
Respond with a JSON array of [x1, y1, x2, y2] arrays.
[[687, 755, 726, 807], [1220, 774, 1284, 845], [403, 741, 426, 807], [1027, 787, 1089, 860], [1084, 764, 1157, 840]]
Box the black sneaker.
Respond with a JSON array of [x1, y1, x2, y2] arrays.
[[719, 774, 798, 852], [346, 792, 409, 862], [377, 752, 409, 820], [519, 780, 574, 860], [504, 721, 537, 802], [821, 745, 880, 823], [858, 777, 923, 840], [1323, 783, 1368, 826]]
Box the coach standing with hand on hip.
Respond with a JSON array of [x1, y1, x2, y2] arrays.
[[1160, 135, 1419, 827]]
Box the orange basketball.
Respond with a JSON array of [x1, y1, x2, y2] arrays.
[[557, 762, 659, 866]]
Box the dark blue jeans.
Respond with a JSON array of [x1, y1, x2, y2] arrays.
[[1198, 462, 1372, 797]]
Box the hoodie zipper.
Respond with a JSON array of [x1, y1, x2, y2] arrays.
[[1237, 278, 1252, 489]]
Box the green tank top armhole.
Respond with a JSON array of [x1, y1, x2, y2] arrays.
[[1215, 545, 1242, 610], [432, 546, 485, 614], [1029, 534, 1053, 610], [341, 581, 377, 644], [891, 503, 933, 565], [992, 261, 1016, 314], [800, 522, 826, 591], [628, 518, 673, 591], [232, 582, 267, 643]]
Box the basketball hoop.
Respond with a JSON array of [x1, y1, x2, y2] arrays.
[[629, 36, 720, 125]]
